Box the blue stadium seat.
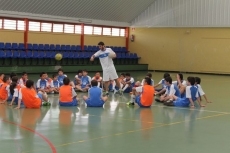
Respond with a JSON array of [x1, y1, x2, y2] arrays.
[[38, 44, 44, 51], [12, 43, 18, 50], [33, 51, 39, 58], [121, 47, 127, 52], [0, 50, 5, 58], [113, 47, 118, 52], [32, 44, 39, 50], [66, 45, 71, 51], [27, 51, 33, 58], [83, 45, 88, 51], [5, 43, 12, 50], [39, 51, 46, 58], [27, 43, 33, 50], [19, 43, 25, 50], [117, 47, 122, 52], [62, 52, 69, 58], [5, 50, 13, 58], [121, 53, 126, 59], [61, 45, 66, 52], [76, 45, 81, 51], [87, 45, 92, 51], [68, 52, 74, 58], [0, 42, 4, 50], [50, 44, 55, 51], [92, 46, 97, 52], [44, 44, 50, 51], [55, 45, 61, 51], [74, 52, 79, 59], [13, 51, 20, 58], [20, 51, 27, 58], [71, 45, 76, 51]]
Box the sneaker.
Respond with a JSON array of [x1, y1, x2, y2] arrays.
[[113, 89, 118, 94], [42, 101, 51, 106], [126, 102, 135, 106], [164, 100, 174, 106], [155, 98, 161, 102], [105, 92, 109, 96], [118, 89, 123, 96]]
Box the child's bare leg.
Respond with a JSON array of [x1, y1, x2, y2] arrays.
[[101, 96, 108, 102], [83, 95, 88, 101], [76, 85, 83, 91]]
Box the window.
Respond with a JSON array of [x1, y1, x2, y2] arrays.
[[120, 29, 125, 37], [4, 19, 16, 30], [103, 27, 111, 36], [75, 25, 81, 34], [64, 24, 74, 33], [112, 28, 120, 36], [17, 20, 24, 30], [93, 27, 102, 35], [0, 19, 2, 29], [41, 23, 52, 32], [53, 23, 63, 32], [84, 26, 93, 35], [29, 21, 40, 31]]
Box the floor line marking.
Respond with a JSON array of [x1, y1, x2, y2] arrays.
[[2, 119, 57, 153], [23, 113, 228, 153]]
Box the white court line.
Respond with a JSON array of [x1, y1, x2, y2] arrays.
[[49, 94, 230, 114]]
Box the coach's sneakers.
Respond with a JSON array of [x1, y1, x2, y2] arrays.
[[105, 92, 109, 96], [118, 89, 123, 96]]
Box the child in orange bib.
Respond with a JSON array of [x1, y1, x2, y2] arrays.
[[0, 76, 11, 104]]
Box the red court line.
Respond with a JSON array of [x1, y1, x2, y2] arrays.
[[2, 119, 57, 153]]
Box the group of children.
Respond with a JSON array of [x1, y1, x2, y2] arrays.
[[0, 70, 210, 109], [153, 73, 211, 108]]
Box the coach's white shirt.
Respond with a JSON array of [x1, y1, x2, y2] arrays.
[[94, 48, 115, 70]]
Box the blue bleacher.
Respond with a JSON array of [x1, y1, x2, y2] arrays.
[[0, 42, 140, 66]]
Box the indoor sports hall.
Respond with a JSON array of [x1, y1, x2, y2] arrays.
[[0, 0, 230, 153]]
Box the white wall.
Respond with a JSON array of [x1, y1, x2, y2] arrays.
[[131, 0, 230, 27]]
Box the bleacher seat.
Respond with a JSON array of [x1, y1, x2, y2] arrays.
[[38, 44, 44, 51], [68, 52, 74, 58], [33, 44, 39, 50], [92, 46, 97, 52], [27, 51, 33, 58], [27, 44, 33, 50], [83, 45, 88, 51], [76, 45, 81, 51], [122, 47, 127, 52], [33, 51, 39, 58], [19, 43, 25, 50], [20, 51, 27, 58], [13, 51, 20, 58], [12, 43, 18, 50], [61, 45, 66, 52], [50, 44, 55, 51], [55, 45, 61, 51], [44, 44, 50, 51], [117, 47, 122, 52], [62, 52, 69, 58], [5, 43, 12, 50], [5, 50, 13, 58], [71, 45, 76, 51], [0, 50, 5, 58], [87, 45, 92, 51], [66, 45, 71, 51], [0, 42, 4, 50]]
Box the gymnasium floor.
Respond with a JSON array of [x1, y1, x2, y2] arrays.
[[0, 72, 229, 153]]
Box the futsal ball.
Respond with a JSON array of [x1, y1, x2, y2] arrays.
[[109, 52, 116, 58], [55, 53, 62, 61]]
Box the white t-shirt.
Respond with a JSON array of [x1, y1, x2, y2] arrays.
[[94, 48, 115, 70], [197, 84, 205, 96], [165, 84, 176, 96], [172, 80, 187, 86], [19, 78, 27, 88], [124, 77, 134, 84]]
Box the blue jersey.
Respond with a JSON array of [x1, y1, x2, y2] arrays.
[[174, 85, 198, 107], [86, 86, 104, 107], [36, 79, 48, 89], [58, 75, 66, 86], [166, 84, 181, 97], [52, 80, 60, 88], [81, 76, 90, 88]]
